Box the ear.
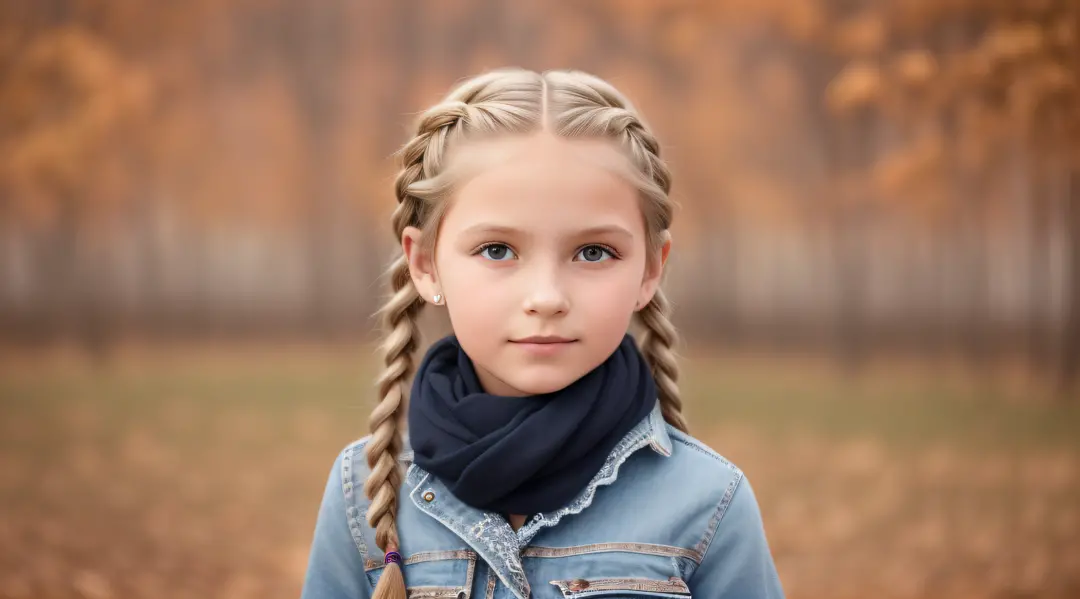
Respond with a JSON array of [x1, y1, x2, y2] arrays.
[[402, 226, 441, 305], [636, 230, 672, 311]]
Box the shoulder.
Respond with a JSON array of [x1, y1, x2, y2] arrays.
[[332, 434, 413, 511], [325, 435, 415, 565], [321, 437, 375, 561], [656, 433, 783, 595], [667, 426, 743, 472], [661, 427, 777, 569], [336, 434, 415, 479], [614, 424, 752, 557], [654, 424, 745, 499]]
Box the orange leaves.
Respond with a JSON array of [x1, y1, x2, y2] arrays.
[[869, 133, 954, 221], [0, 25, 154, 228], [872, 133, 946, 196], [980, 21, 1047, 64], [891, 50, 937, 87], [830, 12, 887, 57], [826, 61, 882, 113], [823, 0, 1079, 227]]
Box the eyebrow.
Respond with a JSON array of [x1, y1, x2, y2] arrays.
[[459, 223, 635, 241]]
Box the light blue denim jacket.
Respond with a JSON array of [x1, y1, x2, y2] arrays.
[[301, 402, 785, 599]]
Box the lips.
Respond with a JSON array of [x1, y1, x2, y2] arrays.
[[512, 336, 576, 344]]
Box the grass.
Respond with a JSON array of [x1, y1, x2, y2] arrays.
[[0, 342, 1078, 599]]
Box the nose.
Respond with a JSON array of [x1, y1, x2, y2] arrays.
[[523, 266, 569, 316]]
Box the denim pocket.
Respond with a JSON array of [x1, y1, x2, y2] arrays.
[[550, 576, 691, 599], [407, 586, 470, 599], [367, 550, 478, 599]]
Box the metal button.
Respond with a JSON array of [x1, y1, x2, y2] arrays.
[[568, 579, 589, 592], [423, 491, 435, 502]]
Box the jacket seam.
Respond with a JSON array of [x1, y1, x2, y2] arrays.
[[522, 542, 702, 563], [671, 436, 736, 468], [690, 469, 745, 579], [342, 438, 372, 565], [669, 435, 745, 580]]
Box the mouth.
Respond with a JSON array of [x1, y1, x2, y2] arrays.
[[510, 336, 578, 356], [511, 336, 577, 344]]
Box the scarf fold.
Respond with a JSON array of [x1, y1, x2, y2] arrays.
[[407, 333, 657, 515]]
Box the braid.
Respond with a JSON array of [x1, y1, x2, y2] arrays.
[[623, 123, 683, 432], [365, 206, 423, 599], [637, 287, 688, 433], [365, 103, 463, 598], [622, 121, 672, 197], [365, 250, 421, 548]]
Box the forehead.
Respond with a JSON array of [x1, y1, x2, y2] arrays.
[[442, 134, 643, 232]]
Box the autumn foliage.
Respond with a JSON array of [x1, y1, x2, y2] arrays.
[[0, 0, 1077, 387]]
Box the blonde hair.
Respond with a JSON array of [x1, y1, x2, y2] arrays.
[[364, 68, 687, 599]]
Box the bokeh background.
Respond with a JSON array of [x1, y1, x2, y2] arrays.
[[2, 1, 1079, 598]]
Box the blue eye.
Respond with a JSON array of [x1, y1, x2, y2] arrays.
[[478, 243, 517, 261], [575, 245, 614, 262]]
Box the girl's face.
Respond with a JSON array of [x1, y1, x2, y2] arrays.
[[403, 133, 670, 396]]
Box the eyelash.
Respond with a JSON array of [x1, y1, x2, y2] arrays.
[[472, 242, 621, 261]]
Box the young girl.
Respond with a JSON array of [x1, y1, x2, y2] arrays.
[[301, 68, 784, 599]]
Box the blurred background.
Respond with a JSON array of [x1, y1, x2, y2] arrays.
[[1, 0, 1078, 598]]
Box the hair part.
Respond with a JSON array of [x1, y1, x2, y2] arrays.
[[365, 67, 685, 599]]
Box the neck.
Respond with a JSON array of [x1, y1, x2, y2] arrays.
[[507, 513, 528, 531]]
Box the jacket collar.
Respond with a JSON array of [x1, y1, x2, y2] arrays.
[[397, 401, 672, 599], [642, 399, 674, 457]]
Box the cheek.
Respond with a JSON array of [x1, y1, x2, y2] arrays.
[[438, 258, 512, 336], [581, 275, 641, 329]]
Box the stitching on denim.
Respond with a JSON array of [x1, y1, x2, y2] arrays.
[[670, 436, 737, 471], [365, 549, 478, 572], [408, 550, 474, 564], [406, 587, 463, 599], [521, 542, 702, 563], [648, 408, 674, 456], [549, 577, 691, 595], [464, 552, 476, 599], [484, 568, 497, 599], [691, 468, 744, 568], [342, 440, 371, 563]]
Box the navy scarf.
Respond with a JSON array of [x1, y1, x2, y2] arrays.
[[408, 333, 657, 515]]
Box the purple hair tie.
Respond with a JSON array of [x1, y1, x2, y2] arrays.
[[384, 550, 402, 565]]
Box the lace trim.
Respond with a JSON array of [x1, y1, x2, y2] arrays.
[[515, 426, 652, 546]]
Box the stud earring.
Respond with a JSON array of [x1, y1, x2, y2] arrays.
[[433, 293, 443, 305]]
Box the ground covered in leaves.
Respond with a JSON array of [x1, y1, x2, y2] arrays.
[[1, 344, 1077, 599]]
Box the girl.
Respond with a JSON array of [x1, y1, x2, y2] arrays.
[[301, 68, 784, 599]]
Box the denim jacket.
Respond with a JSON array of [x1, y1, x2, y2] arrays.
[[301, 402, 785, 599]]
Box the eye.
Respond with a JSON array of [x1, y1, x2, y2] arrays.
[[477, 243, 517, 261], [575, 245, 615, 263]]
